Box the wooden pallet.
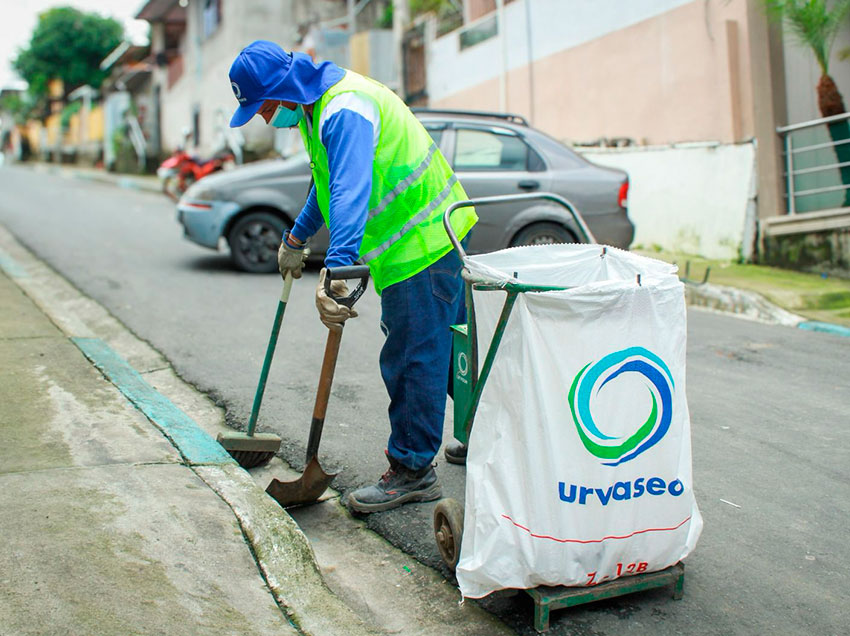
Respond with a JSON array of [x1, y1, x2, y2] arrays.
[[524, 562, 685, 632]]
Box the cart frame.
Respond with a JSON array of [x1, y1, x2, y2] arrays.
[[443, 192, 595, 444]]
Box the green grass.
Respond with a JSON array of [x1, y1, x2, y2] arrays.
[[802, 291, 850, 310], [633, 249, 850, 327]]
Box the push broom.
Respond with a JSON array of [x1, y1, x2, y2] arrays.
[[217, 272, 293, 468]]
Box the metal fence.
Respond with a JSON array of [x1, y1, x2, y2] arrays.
[[777, 112, 850, 214]]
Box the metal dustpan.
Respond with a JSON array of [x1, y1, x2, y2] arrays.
[[266, 456, 337, 507], [265, 265, 369, 507]]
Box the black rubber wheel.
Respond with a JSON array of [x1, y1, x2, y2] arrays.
[[510, 222, 576, 247], [434, 498, 464, 572], [227, 212, 285, 273]]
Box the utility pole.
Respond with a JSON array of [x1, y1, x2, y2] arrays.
[[392, 0, 410, 96], [496, 0, 508, 112], [524, 0, 535, 124]]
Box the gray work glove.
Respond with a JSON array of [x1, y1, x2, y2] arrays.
[[277, 232, 309, 279], [316, 268, 358, 332]]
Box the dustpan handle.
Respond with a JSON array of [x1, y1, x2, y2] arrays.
[[305, 328, 342, 462]]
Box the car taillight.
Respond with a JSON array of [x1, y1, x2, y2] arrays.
[[618, 179, 629, 209]]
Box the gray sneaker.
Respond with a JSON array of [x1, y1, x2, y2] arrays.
[[347, 455, 442, 513]]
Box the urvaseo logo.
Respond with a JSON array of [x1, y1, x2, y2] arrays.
[[568, 346, 674, 467], [231, 81, 246, 103], [560, 347, 685, 507]]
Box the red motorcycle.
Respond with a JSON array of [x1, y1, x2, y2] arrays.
[[157, 147, 235, 201]]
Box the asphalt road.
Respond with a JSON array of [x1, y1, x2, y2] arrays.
[[1, 165, 848, 635]]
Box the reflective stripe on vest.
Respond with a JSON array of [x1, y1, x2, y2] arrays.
[[368, 142, 438, 221], [362, 174, 458, 263]]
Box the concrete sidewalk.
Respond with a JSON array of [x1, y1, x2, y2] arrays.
[[0, 266, 378, 634], [0, 222, 512, 636]]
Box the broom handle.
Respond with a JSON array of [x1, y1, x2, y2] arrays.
[[247, 272, 293, 437]]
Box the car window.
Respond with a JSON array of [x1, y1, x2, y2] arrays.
[[525, 128, 588, 169], [454, 128, 531, 171], [422, 124, 444, 147], [527, 145, 545, 172]]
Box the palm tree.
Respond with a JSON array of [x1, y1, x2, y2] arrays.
[[765, 0, 850, 207]]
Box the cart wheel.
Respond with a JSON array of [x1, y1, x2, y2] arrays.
[[433, 498, 464, 572]]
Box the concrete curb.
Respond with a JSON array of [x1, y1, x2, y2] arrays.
[[684, 281, 850, 336], [797, 320, 850, 337], [196, 465, 381, 636], [0, 225, 381, 636], [29, 162, 163, 194], [85, 171, 163, 194], [684, 282, 805, 326]]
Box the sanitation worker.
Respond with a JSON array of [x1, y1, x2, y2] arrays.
[[228, 41, 477, 513]]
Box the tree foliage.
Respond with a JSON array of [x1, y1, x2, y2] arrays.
[[0, 92, 34, 125], [13, 7, 123, 98], [410, 0, 461, 14], [763, 0, 850, 73], [763, 0, 850, 206], [378, 0, 462, 31]]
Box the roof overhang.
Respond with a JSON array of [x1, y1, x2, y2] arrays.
[[136, 0, 186, 23]]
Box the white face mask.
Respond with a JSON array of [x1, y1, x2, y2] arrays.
[[270, 103, 304, 128]]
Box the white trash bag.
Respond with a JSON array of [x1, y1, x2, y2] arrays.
[[456, 244, 702, 599]]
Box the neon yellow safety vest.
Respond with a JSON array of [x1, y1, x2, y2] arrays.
[[298, 70, 477, 293]]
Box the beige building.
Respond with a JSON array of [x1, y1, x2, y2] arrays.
[[132, 0, 848, 266], [414, 0, 850, 262]]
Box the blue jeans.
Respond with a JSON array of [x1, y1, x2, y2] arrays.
[[379, 247, 466, 471]]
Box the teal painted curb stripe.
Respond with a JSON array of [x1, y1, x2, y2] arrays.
[[0, 249, 28, 278], [72, 337, 235, 466], [798, 321, 850, 338]]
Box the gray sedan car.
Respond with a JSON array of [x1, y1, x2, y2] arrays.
[[177, 110, 633, 273]]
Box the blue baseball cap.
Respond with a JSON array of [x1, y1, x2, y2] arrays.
[[228, 41, 345, 128]]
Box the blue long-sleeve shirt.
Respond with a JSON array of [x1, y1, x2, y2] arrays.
[[290, 93, 379, 268]]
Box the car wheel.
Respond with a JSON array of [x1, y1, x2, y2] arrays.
[[510, 222, 576, 247], [227, 212, 285, 273]]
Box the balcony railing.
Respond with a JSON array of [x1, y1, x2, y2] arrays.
[[777, 112, 850, 214]]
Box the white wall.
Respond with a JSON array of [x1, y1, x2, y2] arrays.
[[581, 142, 757, 260], [428, 0, 694, 103]]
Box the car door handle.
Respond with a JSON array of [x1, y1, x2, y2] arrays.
[[517, 180, 539, 190]]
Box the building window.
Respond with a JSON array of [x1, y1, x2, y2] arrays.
[[459, 14, 497, 50], [202, 0, 222, 40]]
